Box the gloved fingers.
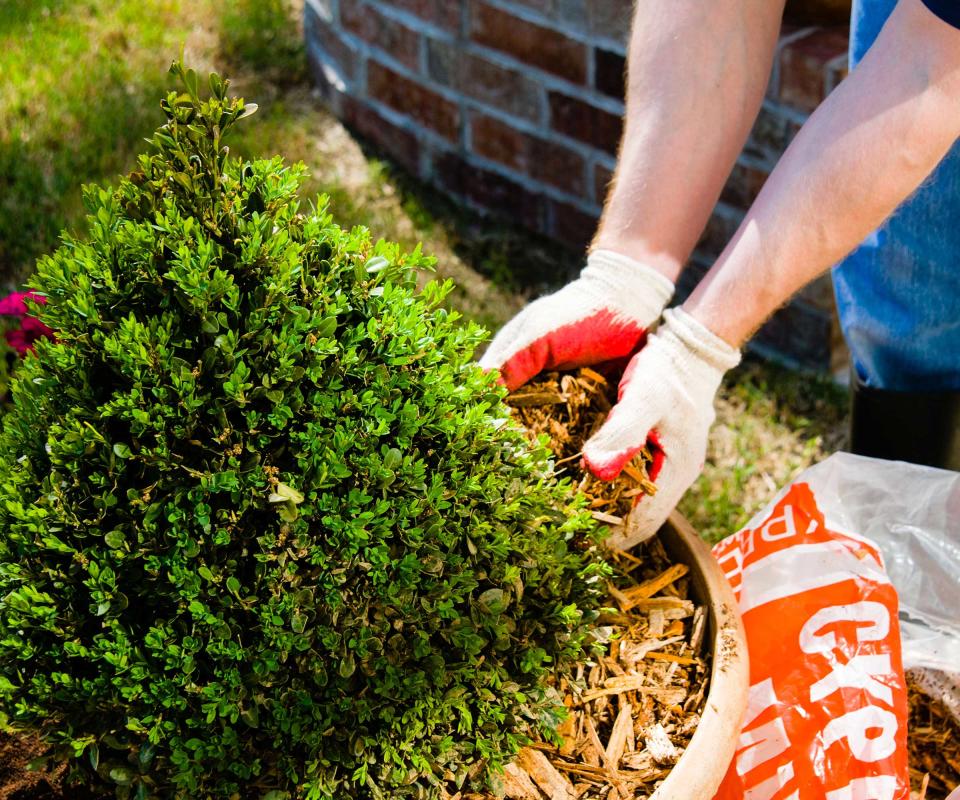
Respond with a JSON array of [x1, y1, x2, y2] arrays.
[[624, 453, 689, 541], [582, 397, 661, 482]]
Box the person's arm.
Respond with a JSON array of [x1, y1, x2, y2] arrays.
[[479, 0, 783, 389], [595, 0, 785, 281], [583, 0, 960, 547], [684, 0, 960, 346]]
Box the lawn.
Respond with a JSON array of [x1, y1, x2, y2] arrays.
[[0, 0, 848, 543]]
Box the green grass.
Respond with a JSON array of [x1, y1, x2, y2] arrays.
[[0, 0, 849, 543], [681, 357, 848, 543]]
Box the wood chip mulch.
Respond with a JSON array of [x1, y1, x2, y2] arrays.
[[441, 369, 710, 800], [908, 679, 960, 800]]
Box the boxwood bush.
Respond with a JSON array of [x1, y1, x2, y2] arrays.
[[0, 64, 607, 799]]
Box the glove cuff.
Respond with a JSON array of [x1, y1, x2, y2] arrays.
[[662, 307, 742, 374], [584, 249, 675, 312]]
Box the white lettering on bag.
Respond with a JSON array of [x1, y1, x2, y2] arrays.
[[809, 654, 895, 706], [822, 706, 899, 763], [825, 775, 899, 800], [799, 602, 890, 654]]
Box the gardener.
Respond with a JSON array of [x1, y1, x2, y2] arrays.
[[480, 0, 960, 540]]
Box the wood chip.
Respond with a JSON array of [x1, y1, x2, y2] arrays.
[[507, 390, 566, 407], [604, 703, 634, 767], [502, 762, 542, 800], [517, 747, 575, 800], [644, 723, 680, 766], [591, 510, 623, 526], [622, 564, 689, 604], [645, 652, 699, 665]]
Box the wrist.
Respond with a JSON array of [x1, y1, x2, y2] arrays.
[[661, 307, 741, 377], [679, 293, 752, 351], [585, 249, 675, 316], [588, 236, 684, 285]]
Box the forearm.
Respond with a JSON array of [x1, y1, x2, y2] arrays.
[[684, 0, 960, 347], [594, 0, 784, 282]]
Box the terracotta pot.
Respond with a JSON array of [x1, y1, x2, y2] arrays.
[[650, 512, 749, 800]]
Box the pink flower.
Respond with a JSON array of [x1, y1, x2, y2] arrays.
[[0, 291, 54, 356]]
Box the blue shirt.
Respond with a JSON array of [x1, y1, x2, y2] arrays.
[[922, 0, 960, 28]]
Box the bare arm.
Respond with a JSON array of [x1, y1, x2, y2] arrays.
[[684, 0, 960, 347], [594, 0, 785, 282]]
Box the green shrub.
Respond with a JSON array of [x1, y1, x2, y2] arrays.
[[0, 63, 606, 800]]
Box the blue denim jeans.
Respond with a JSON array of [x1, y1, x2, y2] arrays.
[[832, 0, 960, 391]]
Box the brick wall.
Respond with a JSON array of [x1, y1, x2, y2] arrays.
[[305, 0, 850, 372]]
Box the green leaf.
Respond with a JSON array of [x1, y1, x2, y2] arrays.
[[110, 766, 136, 785], [268, 482, 304, 505], [104, 531, 126, 550], [113, 443, 133, 459]]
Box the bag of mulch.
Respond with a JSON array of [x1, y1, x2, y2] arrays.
[[711, 452, 960, 800]]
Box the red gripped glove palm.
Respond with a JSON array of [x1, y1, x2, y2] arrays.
[[477, 250, 675, 392]]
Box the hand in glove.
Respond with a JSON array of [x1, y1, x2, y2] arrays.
[[582, 307, 741, 539], [478, 250, 675, 391]]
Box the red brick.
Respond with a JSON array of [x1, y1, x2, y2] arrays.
[[594, 162, 614, 206], [433, 151, 548, 233], [548, 92, 622, 155], [366, 60, 461, 142], [341, 96, 420, 174], [341, 1, 420, 71], [470, 113, 586, 196], [304, 1, 358, 83], [508, 0, 553, 12], [426, 38, 543, 123], [720, 160, 770, 212], [594, 48, 626, 99], [549, 199, 598, 251], [779, 27, 849, 113], [384, 0, 461, 32], [470, 2, 587, 84]]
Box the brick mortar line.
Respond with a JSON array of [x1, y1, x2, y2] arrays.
[[824, 52, 850, 95], [760, 97, 811, 127], [305, 38, 351, 95], [363, 0, 459, 44], [464, 41, 626, 115], [305, 0, 337, 24], [442, 149, 602, 216], [461, 99, 617, 169], [475, 0, 628, 50], [768, 25, 818, 98], [736, 149, 780, 174]]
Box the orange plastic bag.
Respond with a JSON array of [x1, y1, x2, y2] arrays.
[[712, 475, 909, 800]]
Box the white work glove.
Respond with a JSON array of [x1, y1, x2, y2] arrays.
[[478, 250, 674, 391], [583, 307, 741, 538]]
